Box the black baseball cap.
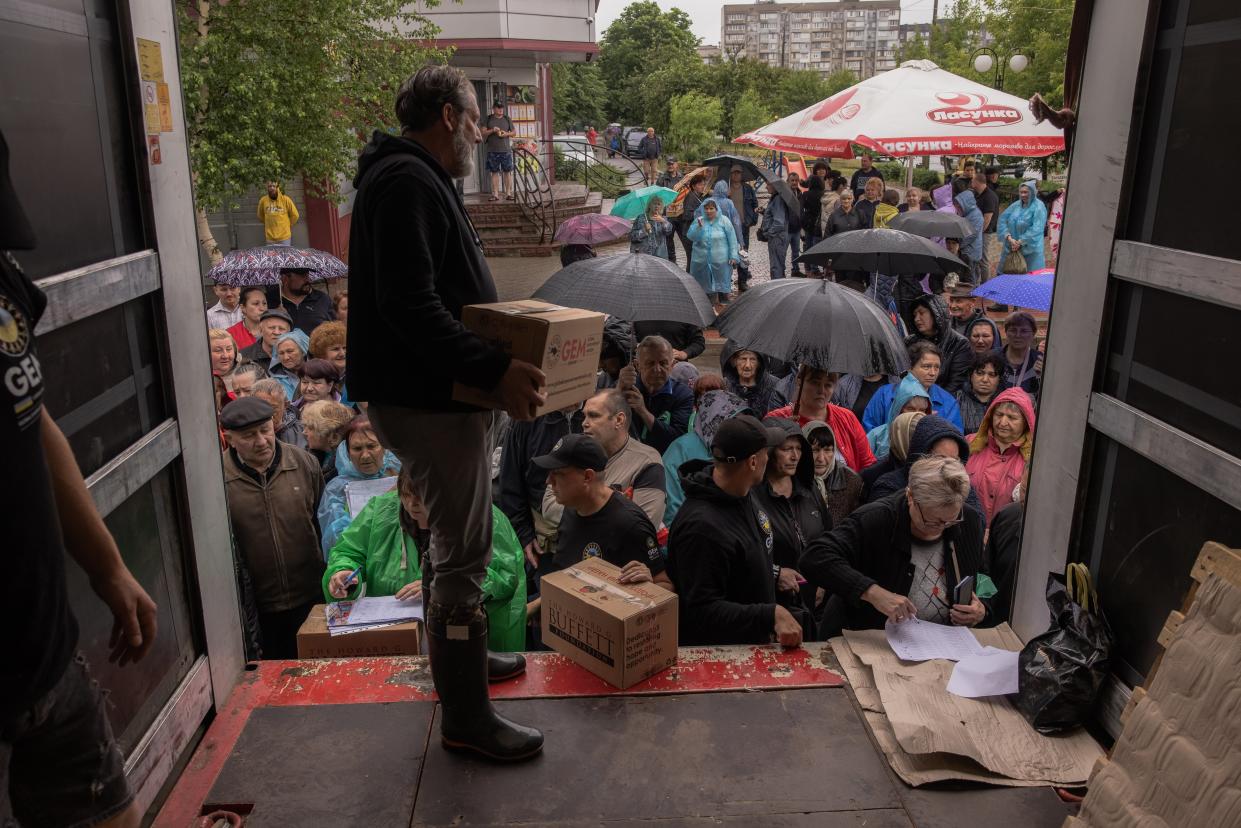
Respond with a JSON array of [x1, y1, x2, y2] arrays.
[[711, 415, 785, 463], [220, 396, 274, 431], [533, 434, 608, 472]]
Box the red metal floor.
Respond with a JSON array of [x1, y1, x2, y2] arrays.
[[154, 645, 843, 827]]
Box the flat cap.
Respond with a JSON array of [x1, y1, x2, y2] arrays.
[[220, 396, 274, 431]]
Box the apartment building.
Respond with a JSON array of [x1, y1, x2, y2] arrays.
[[720, 0, 901, 79]]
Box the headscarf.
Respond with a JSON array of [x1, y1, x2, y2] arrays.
[[889, 411, 927, 464], [693, 390, 752, 448], [867, 374, 931, 459], [801, 418, 849, 503], [968, 386, 1037, 461], [270, 329, 310, 400], [269, 329, 309, 372]]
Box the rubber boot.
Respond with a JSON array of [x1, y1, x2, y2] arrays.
[[426, 601, 544, 762], [419, 541, 524, 683]]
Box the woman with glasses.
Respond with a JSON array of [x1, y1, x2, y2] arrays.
[[799, 455, 988, 636]]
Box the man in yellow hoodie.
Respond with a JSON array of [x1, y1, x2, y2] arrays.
[[257, 180, 299, 245]]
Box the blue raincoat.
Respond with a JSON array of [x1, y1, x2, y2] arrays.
[[629, 211, 674, 258], [866, 374, 932, 459], [700, 180, 745, 239], [997, 179, 1048, 271], [317, 439, 401, 558], [687, 198, 738, 295], [269, 329, 310, 401], [954, 189, 985, 263]]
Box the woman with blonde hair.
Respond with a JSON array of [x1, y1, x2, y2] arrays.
[[301, 399, 354, 483], [208, 328, 239, 387], [800, 455, 988, 635]]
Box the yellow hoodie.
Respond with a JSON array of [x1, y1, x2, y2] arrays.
[[257, 188, 299, 242], [874, 201, 899, 229]]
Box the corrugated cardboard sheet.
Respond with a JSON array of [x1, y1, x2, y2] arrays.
[[832, 624, 1102, 787], [1071, 571, 1241, 827]]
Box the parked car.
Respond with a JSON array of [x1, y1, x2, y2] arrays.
[[552, 134, 601, 168], [624, 127, 646, 157]]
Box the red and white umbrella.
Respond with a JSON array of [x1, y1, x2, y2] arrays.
[[735, 60, 1064, 159]]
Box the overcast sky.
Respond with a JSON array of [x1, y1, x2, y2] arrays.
[[596, 0, 936, 44]]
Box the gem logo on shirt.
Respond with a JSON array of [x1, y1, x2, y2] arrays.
[[645, 536, 660, 562], [0, 292, 30, 357], [582, 542, 602, 560], [0, 286, 42, 431]]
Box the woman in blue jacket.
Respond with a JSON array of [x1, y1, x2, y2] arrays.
[[687, 198, 739, 309]]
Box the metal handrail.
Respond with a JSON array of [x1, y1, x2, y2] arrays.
[[540, 138, 647, 194], [511, 146, 557, 244]]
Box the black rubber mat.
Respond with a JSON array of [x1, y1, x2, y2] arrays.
[[204, 702, 434, 826], [412, 689, 904, 826]]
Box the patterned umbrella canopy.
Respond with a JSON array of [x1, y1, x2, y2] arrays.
[[972, 268, 1055, 311], [205, 245, 348, 286], [554, 213, 634, 245]]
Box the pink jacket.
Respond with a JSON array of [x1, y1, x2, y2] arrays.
[[965, 387, 1037, 523]]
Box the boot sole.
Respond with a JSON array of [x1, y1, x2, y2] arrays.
[[441, 738, 544, 762], [487, 664, 526, 683]]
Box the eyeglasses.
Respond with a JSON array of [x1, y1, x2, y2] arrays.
[[913, 500, 964, 530]]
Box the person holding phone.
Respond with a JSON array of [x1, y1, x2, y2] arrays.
[[799, 455, 989, 637]]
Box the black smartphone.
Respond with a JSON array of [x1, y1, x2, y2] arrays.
[[954, 575, 975, 606]]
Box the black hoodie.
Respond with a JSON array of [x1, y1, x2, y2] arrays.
[[867, 415, 984, 519], [720, 340, 786, 416], [904, 294, 972, 394], [667, 460, 778, 645], [346, 131, 510, 410]]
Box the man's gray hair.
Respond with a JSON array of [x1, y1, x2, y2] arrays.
[[395, 65, 472, 131], [637, 335, 673, 355], [907, 455, 971, 511], [252, 378, 285, 399], [233, 361, 269, 381]]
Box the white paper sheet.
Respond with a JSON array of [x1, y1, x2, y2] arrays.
[[343, 595, 424, 626], [345, 476, 398, 517], [946, 647, 1021, 698], [884, 617, 985, 662]]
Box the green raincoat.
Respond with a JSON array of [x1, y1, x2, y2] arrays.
[[322, 492, 527, 652]]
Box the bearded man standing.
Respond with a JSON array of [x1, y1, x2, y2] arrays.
[[347, 65, 547, 762]]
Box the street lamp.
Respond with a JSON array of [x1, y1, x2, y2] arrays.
[[970, 47, 1031, 89]]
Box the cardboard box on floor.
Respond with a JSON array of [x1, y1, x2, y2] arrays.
[[452, 300, 605, 413], [296, 604, 422, 659], [540, 558, 678, 689]]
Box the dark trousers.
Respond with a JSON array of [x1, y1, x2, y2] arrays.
[[678, 226, 694, 272], [259, 601, 318, 659]]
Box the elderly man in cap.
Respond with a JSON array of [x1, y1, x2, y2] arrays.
[[220, 397, 325, 659], [265, 268, 335, 336], [534, 434, 672, 590], [945, 281, 996, 339], [667, 415, 806, 647], [240, 306, 293, 363]]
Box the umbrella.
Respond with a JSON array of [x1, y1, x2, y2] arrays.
[[735, 59, 1063, 159], [554, 213, 633, 246], [715, 279, 908, 376], [972, 268, 1055, 311], [702, 154, 764, 182], [674, 166, 713, 191], [206, 245, 348, 286], [533, 253, 714, 327], [799, 229, 968, 275], [760, 170, 801, 215], [887, 210, 973, 239], [610, 185, 678, 220]]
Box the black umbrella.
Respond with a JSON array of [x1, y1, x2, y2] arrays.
[[760, 170, 801, 215], [702, 154, 764, 182], [798, 228, 968, 275], [715, 279, 909, 376], [533, 252, 715, 327], [887, 210, 973, 240]]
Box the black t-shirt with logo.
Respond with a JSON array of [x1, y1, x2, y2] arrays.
[[1, 251, 77, 723], [545, 491, 664, 576]]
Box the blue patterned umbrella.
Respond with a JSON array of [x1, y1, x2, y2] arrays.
[[972, 268, 1055, 311], [205, 245, 348, 285]]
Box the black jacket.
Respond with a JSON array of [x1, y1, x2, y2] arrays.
[[720, 340, 786, 416], [825, 207, 863, 236], [346, 131, 510, 410], [630, 376, 693, 453], [905, 294, 973, 394], [799, 490, 988, 634], [867, 415, 984, 518], [667, 460, 778, 645], [265, 286, 335, 335], [498, 410, 572, 547], [853, 198, 877, 229], [801, 179, 824, 235], [984, 501, 1022, 625], [633, 320, 705, 360]]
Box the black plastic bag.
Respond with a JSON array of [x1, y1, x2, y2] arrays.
[[1015, 572, 1113, 733]]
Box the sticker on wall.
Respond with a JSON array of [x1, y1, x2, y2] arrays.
[[136, 38, 164, 82], [157, 82, 173, 132], [148, 135, 161, 165], [142, 81, 160, 135]]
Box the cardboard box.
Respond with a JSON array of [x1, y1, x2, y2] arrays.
[[452, 300, 605, 412], [296, 604, 422, 659], [540, 559, 678, 689]]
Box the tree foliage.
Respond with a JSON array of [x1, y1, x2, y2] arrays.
[[178, 0, 448, 218], [666, 92, 723, 161], [730, 88, 772, 139], [551, 62, 608, 132], [597, 2, 699, 123]]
